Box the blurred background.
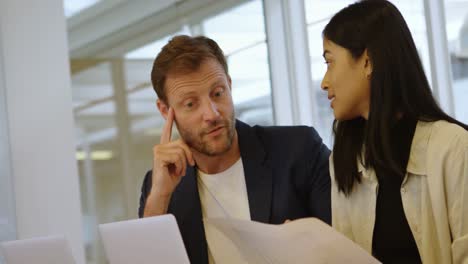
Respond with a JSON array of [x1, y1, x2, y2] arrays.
[[1, 0, 467, 263]]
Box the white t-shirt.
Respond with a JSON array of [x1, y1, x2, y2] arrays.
[[197, 158, 251, 264]]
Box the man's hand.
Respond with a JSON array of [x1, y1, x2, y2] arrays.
[[143, 108, 195, 217]]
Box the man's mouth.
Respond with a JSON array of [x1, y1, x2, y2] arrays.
[[206, 126, 225, 135]]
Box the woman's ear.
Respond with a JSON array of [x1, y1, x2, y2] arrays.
[[364, 49, 373, 78]]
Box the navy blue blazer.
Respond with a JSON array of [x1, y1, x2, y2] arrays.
[[138, 120, 331, 264]]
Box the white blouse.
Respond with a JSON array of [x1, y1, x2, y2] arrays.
[[331, 120, 468, 264]]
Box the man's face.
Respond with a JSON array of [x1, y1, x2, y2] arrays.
[[161, 59, 236, 156]]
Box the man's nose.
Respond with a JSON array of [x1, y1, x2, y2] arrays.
[[202, 99, 220, 121]]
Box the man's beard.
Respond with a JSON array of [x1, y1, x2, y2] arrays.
[[176, 112, 236, 156]]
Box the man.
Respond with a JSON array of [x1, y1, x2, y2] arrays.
[[138, 35, 330, 264]]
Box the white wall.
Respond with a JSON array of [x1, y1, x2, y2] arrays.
[[0, 0, 85, 263]]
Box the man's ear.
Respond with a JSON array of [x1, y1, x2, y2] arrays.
[[227, 75, 232, 90], [156, 99, 169, 120]]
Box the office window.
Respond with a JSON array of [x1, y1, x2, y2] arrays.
[[445, 0, 468, 123], [63, 0, 100, 17], [0, 67, 16, 255], [202, 0, 273, 125]]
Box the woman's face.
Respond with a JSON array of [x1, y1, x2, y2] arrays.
[[321, 38, 372, 121]]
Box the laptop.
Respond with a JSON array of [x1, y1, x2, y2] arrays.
[[99, 214, 190, 264], [1, 235, 76, 264]]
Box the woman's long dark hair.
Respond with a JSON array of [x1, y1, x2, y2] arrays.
[[323, 0, 468, 195]]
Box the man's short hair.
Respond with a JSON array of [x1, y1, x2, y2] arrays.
[[151, 35, 229, 102]]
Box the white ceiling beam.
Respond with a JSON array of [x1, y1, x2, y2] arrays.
[[67, 0, 178, 54], [68, 0, 249, 58]]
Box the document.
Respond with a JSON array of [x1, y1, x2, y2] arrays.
[[204, 217, 380, 264]]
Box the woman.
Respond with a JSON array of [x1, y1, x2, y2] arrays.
[[320, 1, 468, 263]]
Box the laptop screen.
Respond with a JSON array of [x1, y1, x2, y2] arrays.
[[1, 235, 76, 264], [99, 214, 190, 264]]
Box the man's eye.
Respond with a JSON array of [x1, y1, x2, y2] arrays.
[[214, 88, 224, 97], [185, 102, 193, 108]]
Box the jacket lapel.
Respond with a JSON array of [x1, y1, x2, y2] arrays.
[[169, 166, 208, 264], [236, 120, 273, 223]]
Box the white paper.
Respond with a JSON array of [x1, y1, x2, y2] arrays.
[[204, 217, 381, 264]]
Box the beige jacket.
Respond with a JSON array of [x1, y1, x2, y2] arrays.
[[331, 120, 468, 264]]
